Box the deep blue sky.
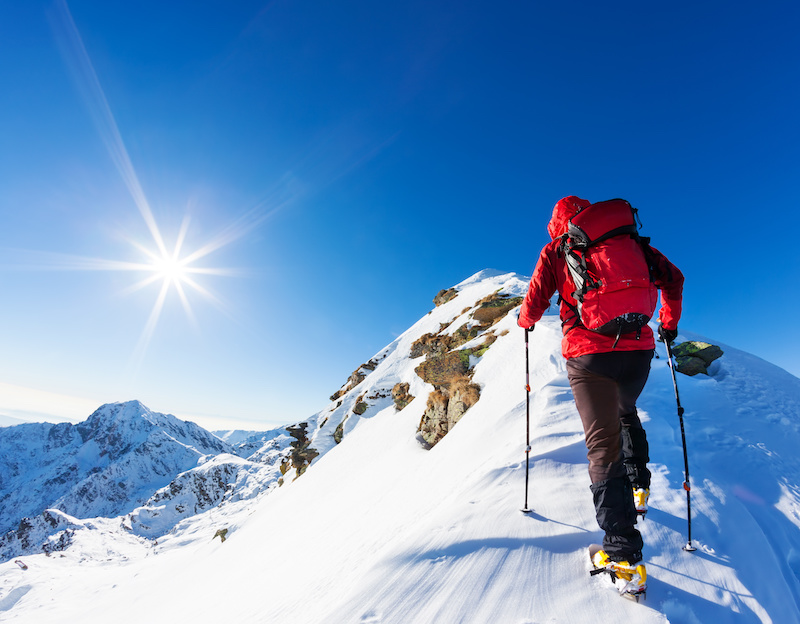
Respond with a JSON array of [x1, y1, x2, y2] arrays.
[[1, 1, 798, 428]]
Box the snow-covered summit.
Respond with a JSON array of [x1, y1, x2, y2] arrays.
[[76, 400, 230, 457]]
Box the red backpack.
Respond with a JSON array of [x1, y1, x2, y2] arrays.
[[560, 199, 658, 346]]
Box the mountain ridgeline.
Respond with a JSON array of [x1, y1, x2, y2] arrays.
[[0, 271, 526, 561]]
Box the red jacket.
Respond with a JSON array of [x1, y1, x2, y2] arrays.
[[518, 196, 684, 359]]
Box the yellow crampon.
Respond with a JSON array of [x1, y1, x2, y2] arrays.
[[591, 549, 647, 598], [633, 487, 650, 516]]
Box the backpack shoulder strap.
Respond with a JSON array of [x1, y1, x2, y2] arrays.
[[558, 234, 589, 332], [556, 294, 582, 333]]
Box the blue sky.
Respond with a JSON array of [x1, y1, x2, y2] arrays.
[[1, 1, 798, 429]]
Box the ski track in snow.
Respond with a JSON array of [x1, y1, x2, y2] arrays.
[[1, 270, 799, 623]]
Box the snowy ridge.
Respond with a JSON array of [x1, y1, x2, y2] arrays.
[[1, 270, 800, 623]]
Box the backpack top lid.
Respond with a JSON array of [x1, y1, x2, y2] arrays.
[[567, 198, 639, 249]]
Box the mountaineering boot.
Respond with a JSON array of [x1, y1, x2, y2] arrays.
[[633, 487, 649, 518], [590, 545, 647, 599]]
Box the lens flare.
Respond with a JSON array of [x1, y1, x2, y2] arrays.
[[42, 1, 289, 376]]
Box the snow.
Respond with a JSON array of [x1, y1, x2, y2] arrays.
[[1, 270, 800, 623]]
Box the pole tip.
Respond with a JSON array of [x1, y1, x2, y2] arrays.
[[521, 507, 532, 514], [683, 543, 697, 552]]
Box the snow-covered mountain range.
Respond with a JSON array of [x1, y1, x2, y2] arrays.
[[0, 400, 297, 559], [0, 401, 230, 534], [1, 269, 799, 623]]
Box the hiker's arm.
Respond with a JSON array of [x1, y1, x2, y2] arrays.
[[649, 246, 684, 330], [519, 243, 558, 328]]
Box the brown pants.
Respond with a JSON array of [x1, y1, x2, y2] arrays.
[[566, 350, 653, 484], [566, 349, 653, 563]]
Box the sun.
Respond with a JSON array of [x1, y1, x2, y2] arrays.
[[48, 4, 272, 373], [114, 212, 244, 374], [152, 255, 186, 283]]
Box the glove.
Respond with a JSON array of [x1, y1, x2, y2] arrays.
[[658, 324, 678, 345], [516, 310, 534, 332]]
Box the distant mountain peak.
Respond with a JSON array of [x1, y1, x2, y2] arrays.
[[0, 399, 233, 541], [86, 400, 163, 425]]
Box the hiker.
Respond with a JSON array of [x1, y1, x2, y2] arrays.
[[518, 196, 683, 590]]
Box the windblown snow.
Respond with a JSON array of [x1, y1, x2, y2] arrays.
[[1, 270, 799, 623]]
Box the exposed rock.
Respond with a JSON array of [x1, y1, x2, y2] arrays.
[[411, 323, 488, 360], [334, 418, 347, 444], [353, 401, 368, 416], [471, 293, 523, 325], [391, 383, 414, 411], [450, 324, 482, 349], [675, 356, 708, 376], [411, 290, 518, 448], [349, 370, 367, 388], [410, 332, 453, 359], [285, 423, 319, 477], [415, 351, 471, 387], [329, 356, 386, 401], [0, 510, 78, 560], [418, 378, 481, 447], [448, 379, 481, 422], [418, 390, 449, 445], [673, 341, 724, 376], [433, 288, 458, 307]]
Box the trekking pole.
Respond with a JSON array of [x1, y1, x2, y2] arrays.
[[664, 338, 697, 552], [522, 327, 533, 514]]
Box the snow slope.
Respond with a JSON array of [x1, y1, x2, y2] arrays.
[[1, 270, 799, 623]]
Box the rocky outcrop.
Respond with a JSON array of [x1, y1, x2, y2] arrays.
[[433, 288, 458, 307], [0, 510, 79, 560], [413, 345, 481, 446], [673, 341, 724, 376], [353, 398, 369, 415], [334, 418, 347, 444], [329, 355, 386, 401], [410, 325, 481, 359], [283, 423, 319, 477], [413, 289, 522, 447], [391, 383, 414, 410], [471, 292, 523, 326], [418, 378, 481, 446], [415, 350, 471, 387]]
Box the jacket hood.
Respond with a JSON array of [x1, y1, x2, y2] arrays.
[[547, 196, 591, 240]]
